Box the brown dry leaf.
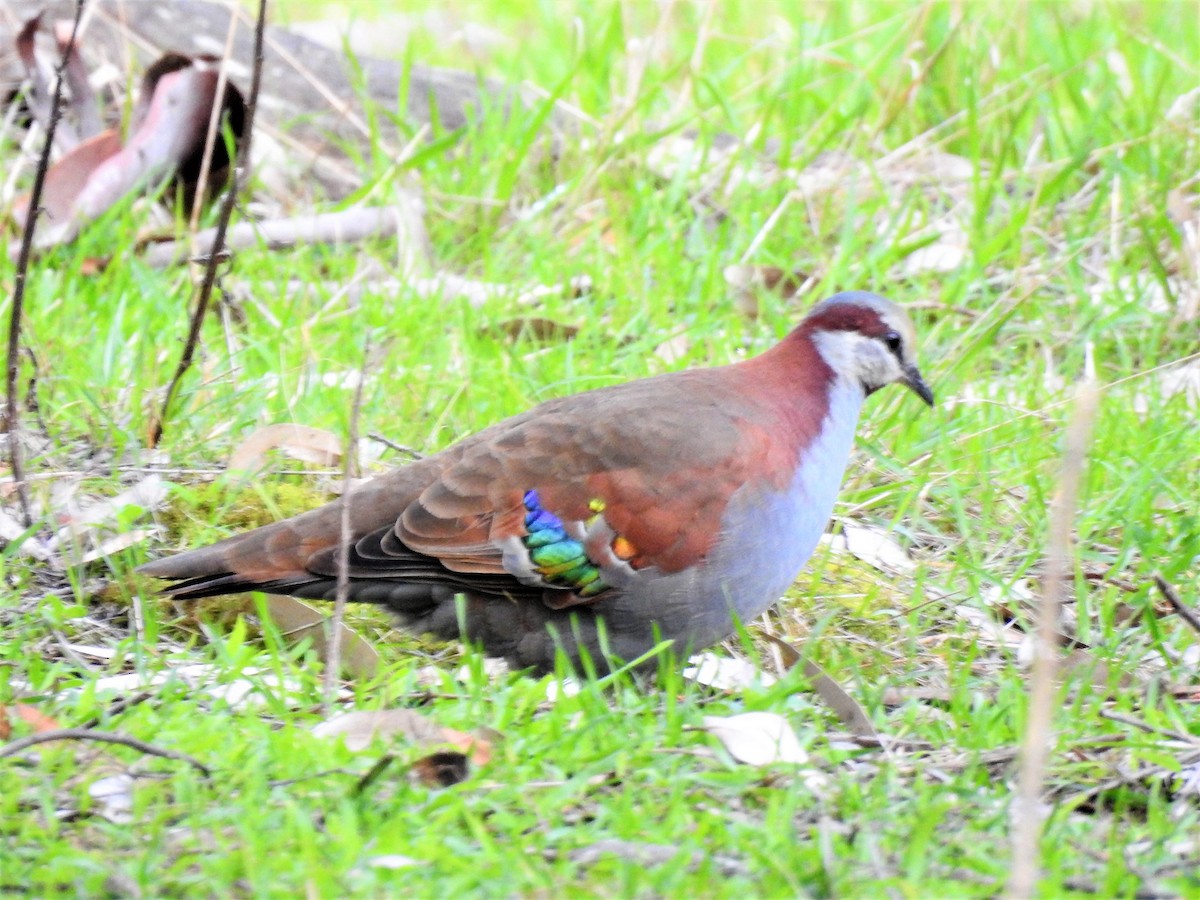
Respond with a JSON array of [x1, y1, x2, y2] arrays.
[[723, 264, 812, 318], [762, 634, 878, 739], [879, 685, 961, 707], [23, 52, 244, 248], [488, 317, 580, 343], [52, 17, 103, 139], [10, 131, 122, 229], [228, 424, 343, 473], [700, 712, 811, 766], [9, 702, 64, 735], [652, 333, 691, 366], [1054, 648, 1138, 693], [312, 708, 491, 765], [15, 13, 78, 149], [263, 595, 380, 680]]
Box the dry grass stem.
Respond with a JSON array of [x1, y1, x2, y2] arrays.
[[1006, 381, 1100, 898]]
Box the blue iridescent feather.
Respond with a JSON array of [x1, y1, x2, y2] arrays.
[[522, 490, 607, 597]]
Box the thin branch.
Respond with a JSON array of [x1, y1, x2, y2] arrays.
[[0, 727, 211, 777], [323, 334, 371, 713], [4, 0, 85, 527], [188, 9, 241, 236], [1098, 709, 1200, 747], [149, 0, 267, 447], [367, 432, 425, 460], [1006, 381, 1099, 900], [1154, 573, 1200, 636]]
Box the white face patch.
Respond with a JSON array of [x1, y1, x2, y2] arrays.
[[812, 329, 908, 395]]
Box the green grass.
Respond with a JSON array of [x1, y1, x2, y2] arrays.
[[3, 0, 1199, 896]]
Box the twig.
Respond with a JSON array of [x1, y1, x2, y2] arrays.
[[4, 0, 85, 527], [0, 727, 211, 777], [367, 433, 425, 460], [188, 8, 241, 235], [323, 334, 371, 712], [1098, 709, 1200, 747], [149, 0, 267, 447], [1006, 381, 1099, 900], [1154, 573, 1200, 636]]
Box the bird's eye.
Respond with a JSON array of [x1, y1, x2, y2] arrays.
[[883, 331, 903, 356]]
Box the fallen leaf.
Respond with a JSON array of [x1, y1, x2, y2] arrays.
[[683, 652, 777, 690], [701, 711, 809, 766], [365, 854, 426, 870], [761, 634, 878, 739], [900, 230, 968, 275], [10, 130, 123, 229], [838, 522, 916, 573], [88, 773, 135, 824], [84, 664, 327, 709], [569, 840, 681, 868], [312, 708, 491, 765], [263, 595, 381, 680], [10, 702, 64, 735], [723, 264, 812, 318], [488, 317, 580, 343], [24, 52, 245, 248], [652, 333, 691, 365], [227, 424, 343, 473], [49, 476, 168, 567], [54, 475, 168, 538]]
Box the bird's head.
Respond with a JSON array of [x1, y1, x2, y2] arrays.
[[803, 291, 934, 406]]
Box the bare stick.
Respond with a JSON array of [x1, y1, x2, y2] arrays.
[[1154, 573, 1200, 637], [149, 0, 267, 447], [188, 9, 241, 236], [323, 334, 372, 712], [4, 1, 85, 527], [367, 432, 424, 460], [0, 727, 211, 777], [1006, 382, 1099, 899]]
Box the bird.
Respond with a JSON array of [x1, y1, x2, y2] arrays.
[[138, 291, 934, 675]]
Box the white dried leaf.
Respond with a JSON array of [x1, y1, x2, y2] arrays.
[[543, 677, 582, 702], [701, 711, 808, 766], [312, 709, 447, 753], [1087, 273, 1178, 315], [86, 664, 323, 709], [88, 774, 135, 824], [841, 522, 916, 573], [0, 509, 52, 560], [366, 854, 426, 870], [901, 235, 968, 274], [54, 475, 168, 544], [69, 528, 155, 565], [684, 652, 777, 690]]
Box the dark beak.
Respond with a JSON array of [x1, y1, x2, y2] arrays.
[[903, 365, 935, 407]]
